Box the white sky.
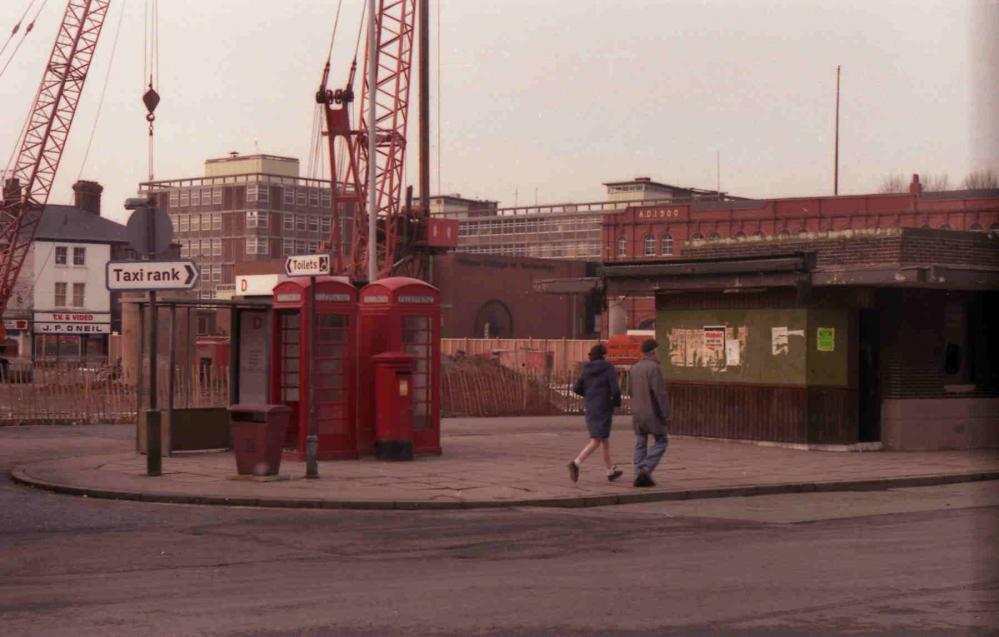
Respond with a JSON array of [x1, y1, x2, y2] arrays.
[[1, 0, 996, 224]]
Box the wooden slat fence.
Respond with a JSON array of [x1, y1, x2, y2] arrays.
[[441, 362, 633, 418], [441, 338, 599, 376], [0, 364, 229, 425]]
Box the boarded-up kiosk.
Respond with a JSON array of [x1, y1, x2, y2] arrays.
[[359, 277, 441, 455], [271, 277, 358, 459]]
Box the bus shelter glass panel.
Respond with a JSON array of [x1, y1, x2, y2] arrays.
[[402, 315, 431, 431], [316, 314, 349, 434]]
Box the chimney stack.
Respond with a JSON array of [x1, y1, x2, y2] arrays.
[[72, 180, 103, 215], [909, 174, 923, 195], [3, 178, 22, 205]]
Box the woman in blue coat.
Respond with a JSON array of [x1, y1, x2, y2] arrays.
[[568, 343, 624, 482]]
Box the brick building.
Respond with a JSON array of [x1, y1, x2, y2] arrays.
[[140, 154, 353, 300], [1, 180, 132, 365], [602, 227, 999, 450], [602, 177, 999, 328], [446, 177, 730, 260]]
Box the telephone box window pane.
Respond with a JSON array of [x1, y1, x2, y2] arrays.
[[404, 316, 429, 330], [401, 314, 432, 431], [315, 313, 348, 434], [279, 313, 301, 403], [318, 359, 342, 373], [319, 343, 344, 358]]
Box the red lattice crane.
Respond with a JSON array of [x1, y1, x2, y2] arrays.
[[0, 0, 111, 348], [318, 0, 454, 282]]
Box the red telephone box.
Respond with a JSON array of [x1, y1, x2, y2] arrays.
[[271, 277, 358, 460], [358, 277, 441, 455]]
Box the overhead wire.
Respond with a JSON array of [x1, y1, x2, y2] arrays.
[[436, 0, 441, 196], [76, 0, 127, 181], [0, 0, 48, 81], [143, 0, 159, 182], [0, 0, 36, 61]]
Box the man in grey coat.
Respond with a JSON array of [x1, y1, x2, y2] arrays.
[[629, 339, 671, 487]]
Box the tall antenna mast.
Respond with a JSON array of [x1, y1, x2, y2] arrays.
[[834, 65, 841, 195]]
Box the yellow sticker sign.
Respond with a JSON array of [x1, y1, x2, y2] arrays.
[[817, 327, 835, 352]]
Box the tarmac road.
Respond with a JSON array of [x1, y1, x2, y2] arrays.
[[1, 425, 997, 637]]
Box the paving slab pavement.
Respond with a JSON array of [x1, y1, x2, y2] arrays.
[[10, 416, 999, 509]]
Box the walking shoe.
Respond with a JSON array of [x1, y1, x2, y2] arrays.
[[607, 467, 623, 482], [633, 469, 654, 488], [568, 461, 579, 482]]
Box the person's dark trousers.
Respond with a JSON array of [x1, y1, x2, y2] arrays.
[[633, 432, 668, 475]]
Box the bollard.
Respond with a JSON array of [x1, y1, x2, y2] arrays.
[[146, 409, 161, 476], [305, 434, 319, 478]]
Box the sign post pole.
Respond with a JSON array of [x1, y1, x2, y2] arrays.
[[283, 253, 330, 479], [122, 197, 181, 477], [306, 274, 319, 479], [146, 205, 161, 477]]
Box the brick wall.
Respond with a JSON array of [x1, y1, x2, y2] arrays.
[[682, 228, 999, 269]]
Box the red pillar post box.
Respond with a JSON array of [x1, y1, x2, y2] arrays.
[[271, 277, 359, 460], [372, 352, 415, 460], [358, 277, 441, 456]]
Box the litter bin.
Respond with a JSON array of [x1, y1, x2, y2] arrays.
[[372, 352, 415, 461], [228, 404, 291, 476]]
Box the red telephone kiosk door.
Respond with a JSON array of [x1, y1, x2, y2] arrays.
[[271, 277, 358, 460], [359, 277, 441, 455]]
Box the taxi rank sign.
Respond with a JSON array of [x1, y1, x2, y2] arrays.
[[106, 259, 200, 291]]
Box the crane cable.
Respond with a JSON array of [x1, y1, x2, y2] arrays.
[[0, 0, 36, 61], [436, 0, 441, 197], [142, 0, 160, 183], [309, 0, 348, 182], [76, 0, 127, 181], [2, 0, 48, 182], [0, 0, 48, 82]]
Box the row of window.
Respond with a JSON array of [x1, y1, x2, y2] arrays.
[[459, 242, 601, 258], [53, 246, 86, 266], [460, 217, 599, 237], [621, 234, 676, 257], [170, 212, 334, 234], [167, 186, 331, 209], [169, 188, 224, 207], [179, 237, 332, 259], [617, 222, 999, 257], [172, 212, 223, 232], [197, 265, 224, 284], [179, 239, 223, 257], [53, 282, 86, 308]]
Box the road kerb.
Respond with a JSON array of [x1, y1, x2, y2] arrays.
[[10, 466, 999, 511]]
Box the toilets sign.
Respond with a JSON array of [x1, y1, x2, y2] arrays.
[[285, 254, 330, 277], [106, 259, 200, 291]]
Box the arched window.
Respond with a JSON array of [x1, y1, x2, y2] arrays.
[[778, 228, 791, 238], [939, 224, 952, 231], [644, 234, 656, 256], [708, 232, 720, 240], [991, 223, 999, 235], [691, 232, 704, 241], [969, 223, 984, 232], [734, 231, 747, 239], [752, 230, 763, 238], [617, 235, 627, 257], [920, 224, 931, 230], [661, 234, 674, 256]]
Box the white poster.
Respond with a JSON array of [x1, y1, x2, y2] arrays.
[[725, 338, 741, 366]]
